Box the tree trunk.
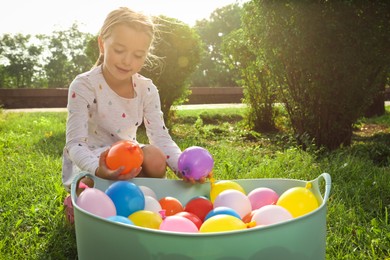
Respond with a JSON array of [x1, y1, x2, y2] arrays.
[[365, 86, 386, 118]]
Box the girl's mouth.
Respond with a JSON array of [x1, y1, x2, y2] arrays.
[[116, 66, 131, 74]]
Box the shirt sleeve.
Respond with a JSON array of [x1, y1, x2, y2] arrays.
[[65, 77, 100, 175], [142, 83, 182, 174]]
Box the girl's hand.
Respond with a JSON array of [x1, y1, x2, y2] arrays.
[[95, 149, 142, 181], [182, 176, 207, 184], [181, 172, 212, 184]]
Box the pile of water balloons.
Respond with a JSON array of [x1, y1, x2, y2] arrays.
[[76, 146, 320, 233], [77, 179, 319, 233]]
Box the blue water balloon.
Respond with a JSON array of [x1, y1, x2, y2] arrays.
[[105, 181, 145, 217], [204, 206, 241, 221]]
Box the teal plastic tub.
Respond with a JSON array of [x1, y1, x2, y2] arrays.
[[71, 173, 331, 260]]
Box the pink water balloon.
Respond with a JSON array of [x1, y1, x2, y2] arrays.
[[77, 188, 116, 218], [144, 195, 162, 213], [139, 185, 157, 199], [247, 187, 279, 210], [251, 205, 293, 226], [213, 189, 252, 219], [159, 215, 199, 233]]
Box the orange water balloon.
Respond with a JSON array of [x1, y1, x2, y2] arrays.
[[159, 196, 184, 216], [106, 140, 143, 175]]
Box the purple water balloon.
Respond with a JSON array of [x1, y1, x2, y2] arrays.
[[178, 146, 214, 180]]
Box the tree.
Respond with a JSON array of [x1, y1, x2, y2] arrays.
[[364, 73, 389, 117], [0, 34, 43, 88], [190, 3, 242, 87], [243, 0, 390, 150], [85, 35, 99, 66], [140, 16, 202, 122], [222, 29, 277, 132], [42, 24, 94, 88]]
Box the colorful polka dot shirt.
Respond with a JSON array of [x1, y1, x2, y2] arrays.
[[62, 66, 181, 188]]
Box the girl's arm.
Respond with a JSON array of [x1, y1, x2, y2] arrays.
[[142, 83, 182, 176], [65, 77, 100, 174]]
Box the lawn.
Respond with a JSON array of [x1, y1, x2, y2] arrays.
[[0, 106, 389, 259]]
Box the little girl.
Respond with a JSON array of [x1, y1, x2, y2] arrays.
[[62, 7, 183, 223]]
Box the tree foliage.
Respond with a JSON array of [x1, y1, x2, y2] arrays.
[[0, 34, 43, 88], [242, 0, 390, 150], [222, 29, 277, 132], [85, 35, 99, 66], [0, 24, 93, 88], [140, 16, 202, 122], [41, 24, 94, 88], [191, 3, 242, 87]]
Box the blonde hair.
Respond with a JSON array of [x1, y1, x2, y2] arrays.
[[94, 7, 157, 68]]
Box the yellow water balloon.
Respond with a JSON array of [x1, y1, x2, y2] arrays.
[[128, 210, 162, 229], [209, 179, 246, 203], [199, 214, 248, 233], [276, 183, 319, 218]]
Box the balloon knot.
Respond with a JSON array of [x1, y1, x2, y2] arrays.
[[182, 168, 189, 176], [305, 182, 312, 189], [209, 176, 216, 186], [246, 221, 256, 228], [159, 210, 167, 220], [78, 182, 89, 189]]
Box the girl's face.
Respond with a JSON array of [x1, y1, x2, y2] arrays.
[[99, 24, 151, 83]]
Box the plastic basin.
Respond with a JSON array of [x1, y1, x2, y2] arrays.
[[71, 172, 331, 260]]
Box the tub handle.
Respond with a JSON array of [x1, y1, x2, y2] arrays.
[[70, 172, 96, 203], [313, 172, 331, 202]]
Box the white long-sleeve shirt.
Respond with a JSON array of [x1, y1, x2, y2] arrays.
[[62, 66, 181, 188]]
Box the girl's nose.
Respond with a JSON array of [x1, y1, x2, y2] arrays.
[[123, 53, 132, 66]]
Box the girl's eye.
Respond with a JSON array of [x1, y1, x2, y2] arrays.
[[114, 49, 124, 54], [134, 54, 144, 59]]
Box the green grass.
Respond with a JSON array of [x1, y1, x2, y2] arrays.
[[0, 106, 389, 259]]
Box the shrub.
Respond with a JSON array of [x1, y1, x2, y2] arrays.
[[141, 16, 202, 122], [222, 29, 277, 132], [242, 0, 390, 150]]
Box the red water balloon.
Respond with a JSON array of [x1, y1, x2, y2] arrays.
[[184, 196, 213, 222], [175, 211, 203, 230]]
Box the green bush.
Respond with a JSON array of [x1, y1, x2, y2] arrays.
[[222, 29, 278, 133], [141, 16, 202, 122], [242, 0, 390, 150]]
